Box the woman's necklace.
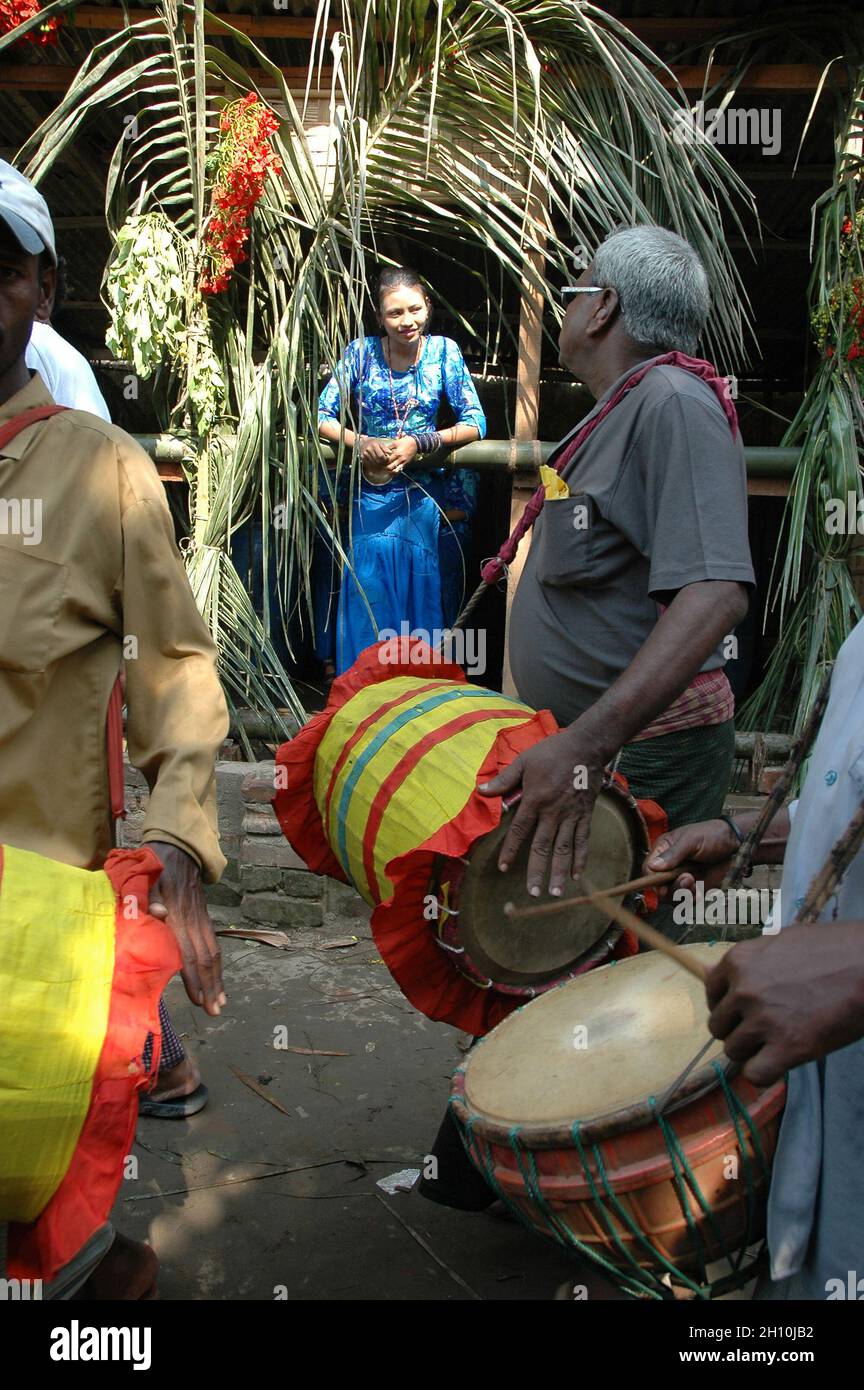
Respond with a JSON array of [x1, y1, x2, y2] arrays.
[[385, 334, 425, 438]]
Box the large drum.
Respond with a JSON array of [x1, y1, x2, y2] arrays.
[[274, 641, 666, 1035], [450, 944, 786, 1299], [0, 844, 179, 1284]]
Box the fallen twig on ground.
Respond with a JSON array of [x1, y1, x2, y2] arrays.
[[373, 1193, 483, 1301], [229, 1064, 292, 1115], [281, 1046, 351, 1056], [215, 928, 359, 951], [124, 1158, 358, 1201]]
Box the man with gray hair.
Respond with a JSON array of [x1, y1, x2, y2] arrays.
[[420, 227, 755, 1218], [481, 225, 753, 900]]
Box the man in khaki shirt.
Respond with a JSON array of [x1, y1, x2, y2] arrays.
[[0, 163, 229, 1294], [0, 370, 230, 882]]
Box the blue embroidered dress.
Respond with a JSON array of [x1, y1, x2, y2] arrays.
[[318, 335, 486, 672]]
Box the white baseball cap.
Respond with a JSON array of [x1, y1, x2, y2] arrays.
[[0, 159, 57, 265]]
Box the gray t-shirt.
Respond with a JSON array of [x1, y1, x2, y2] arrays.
[[508, 359, 755, 726]]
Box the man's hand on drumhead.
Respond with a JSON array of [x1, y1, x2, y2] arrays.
[[147, 841, 227, 1017], [644, 819, 738, 894], [477, 730, 605, 896], [704, 923, 864, 1086]]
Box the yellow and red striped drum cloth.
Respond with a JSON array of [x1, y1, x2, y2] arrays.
[[275, 641, 593, 1034], [0, 844, 179, 1282]]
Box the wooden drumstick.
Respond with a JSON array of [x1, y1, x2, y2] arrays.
[[503, 869, 677, 921], [582, 882, 709, 983]]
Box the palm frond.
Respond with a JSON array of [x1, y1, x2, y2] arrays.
[[17, 0, 757, 719], [741, 66, 864, 733]]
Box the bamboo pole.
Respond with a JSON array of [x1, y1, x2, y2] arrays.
[[502, 194, 548, 697], [794, 803, 864, 925]]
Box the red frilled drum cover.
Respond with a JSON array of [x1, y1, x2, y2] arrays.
[[274, 641, 666, 1036]]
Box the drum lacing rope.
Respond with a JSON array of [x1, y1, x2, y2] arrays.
[[451, 1071, 769, 1301], [571, 1121, 707, 1299], [647, 1061, 770, 1286], [450, 1099, 667, 1300], [463, 1100, 666, 1295], [648, 1100, 720, 1288], [712, 1062, 771, 1259]]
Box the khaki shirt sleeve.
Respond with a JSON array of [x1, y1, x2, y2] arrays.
[[117, 449, 228, 883]]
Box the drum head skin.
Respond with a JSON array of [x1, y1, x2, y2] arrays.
[[458, 789, 639, 984], [463, 944, 730, 1137]]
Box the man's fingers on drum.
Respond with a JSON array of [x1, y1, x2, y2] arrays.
[[496, 806, 535, 874], [525, 822, 558, 897], [548, 817, 579, 897], [570, 818, 592, 881]]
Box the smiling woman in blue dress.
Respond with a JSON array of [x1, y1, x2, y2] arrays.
[[317, 267, 486, 673]]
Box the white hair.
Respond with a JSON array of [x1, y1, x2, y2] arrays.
[[591, 227, 711, 356]]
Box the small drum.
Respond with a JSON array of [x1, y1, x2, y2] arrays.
[[432, 781, 651, 996], [274, 640, 665, 1036], [450, 944, 786, 1299]]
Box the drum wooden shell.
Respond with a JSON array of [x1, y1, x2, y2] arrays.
[[450, 945, 786, 1286]]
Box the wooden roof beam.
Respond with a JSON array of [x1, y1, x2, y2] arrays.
[[69, 5, 338, 37], [0, 61, 847, 95], [660, 64, 845, 92], [68, 8, 740, 41]]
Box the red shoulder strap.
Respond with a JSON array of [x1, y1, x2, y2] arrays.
[[0, 404, 68, 451], [107, 674, 126, 820]]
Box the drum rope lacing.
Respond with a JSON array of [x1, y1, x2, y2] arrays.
[[452, 1061, 771, 1301]]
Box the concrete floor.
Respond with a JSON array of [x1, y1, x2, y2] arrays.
[[116, 897, 584, 1301]]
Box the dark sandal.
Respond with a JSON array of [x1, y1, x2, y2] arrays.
[[138, 1082, 209, 1119]]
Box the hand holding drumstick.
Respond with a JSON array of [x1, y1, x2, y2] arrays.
[[641, 810, 864, 1087]]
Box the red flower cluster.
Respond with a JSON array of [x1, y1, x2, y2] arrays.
[[811, 207, 864, 373], [200, 94, 283, 296], [845, 277, 864, 359], [817, 278, 864, 365], [0, 0, 61, 44]]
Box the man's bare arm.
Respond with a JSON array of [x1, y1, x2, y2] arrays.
[[479, 580, 749, 896], [643, 806, 791, 893]]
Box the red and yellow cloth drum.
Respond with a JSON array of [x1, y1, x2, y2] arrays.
[[450, 944, 786, 1299], [0, 844, 180, 1283], [274, 641, 666, 1035]]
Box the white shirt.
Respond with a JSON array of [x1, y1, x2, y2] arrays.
[[766, 616, 864, 1293], [25, 321, 111, 421]]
